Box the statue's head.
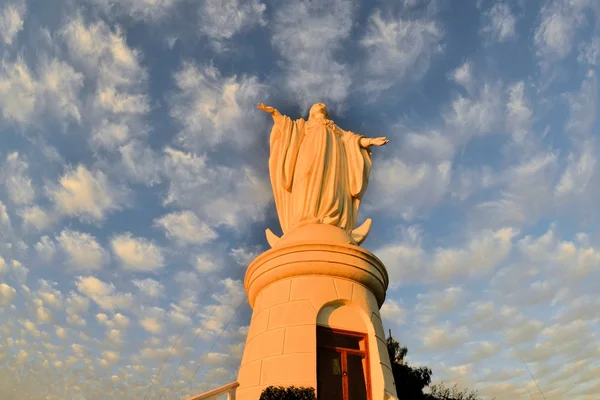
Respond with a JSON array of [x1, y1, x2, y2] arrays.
[[309, 102, 330, 120]]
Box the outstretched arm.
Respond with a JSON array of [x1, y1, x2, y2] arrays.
[[359, 136, 389, 148], [257, 103, 282, 120]]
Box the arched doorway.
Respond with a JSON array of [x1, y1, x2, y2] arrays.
[[316, 303, 371, 400]]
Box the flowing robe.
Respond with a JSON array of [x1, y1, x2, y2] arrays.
[[268, 114, 372, 235]]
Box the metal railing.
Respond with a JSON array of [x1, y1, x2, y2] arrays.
[[185, 381, 239, 400]]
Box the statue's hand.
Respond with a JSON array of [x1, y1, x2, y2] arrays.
[[370, 137, 389, 147], [257, 103, 276, 114]]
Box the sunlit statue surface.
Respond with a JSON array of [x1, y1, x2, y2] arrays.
[[258, 102, 389, 246]]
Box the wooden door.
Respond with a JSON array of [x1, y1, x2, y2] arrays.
[[317, 327, 371, 400]]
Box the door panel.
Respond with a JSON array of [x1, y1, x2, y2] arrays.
[[317, 327, 371, 400], [317, 347, 344, 400], [346, 353, 368, 400]]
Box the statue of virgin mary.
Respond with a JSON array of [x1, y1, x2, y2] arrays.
[[258, 102, 389, 247]]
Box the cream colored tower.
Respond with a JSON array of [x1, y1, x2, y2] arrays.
[[235, 224, 398, 400]]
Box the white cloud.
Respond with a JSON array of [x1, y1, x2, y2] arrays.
[[474, 152, 559, 228], [10, 259, 28, 283], [199, 278, 245, 334], [65, 291, 90, 326], [76, 276, 133, 311], [370, 158, 451, 219], [0, 201, 11, 232], [47, 165, 127, 223], [534, 0, 596, 64], [194, 255, 217, 273], [0, 256, 7, 276], [229, 247, 259, 267], [415, 287, 465, 323], [140, 317, 162, 334], [516, 227, 600, 281], [132, 278, 164, 298], [0, 57, 37, 123], [199, 0, 266, 41], [61, 14, 151, 184], [0, 56, 83, 126], [482, 3, 516, 42], [87, 0, 179, 21], [56, 230, 108, 272], [466, 341, 501, 362], [271, 0, 355, 111], [555, 143, 596, 200], [376, 226, 428, 285], [0, 283, 17, 306], [19, 206, 54, 231], [163, 147, 272, 228], [36, 279, 63, 310], [110, 233, 165, 272], [117, 140, 162, 185], [506, 81, 533, 147], [422, 322, 470, 351], [34, 236, 56, 261], [379, 227, 517, 285], [101, 350, 120, 365], [566, 71, 597, 137], [444, 82, 504, 139], [0, 1, 26, 45], [380, 299, 408, 326], [92, 120, 131, 149], [431, 228, 517, 280], [170, 63, 266, 149], [96, 86, 148, 116], [451, 62, 473, 91], [55, 326, 67, 339], [154, 210, 217, 246], [35, 305, 54, 323], [578, 37, 600, 66], [62, 16, 146, 89], [39, 58, 84, 123], [361, 9, 443, 92], [1, 152, 34, 205]]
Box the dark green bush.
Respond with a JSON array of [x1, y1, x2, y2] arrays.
[[259, 385, 316, 400]]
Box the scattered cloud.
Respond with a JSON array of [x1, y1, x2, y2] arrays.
[[47, 165, 128, 223], [199, 0, 266, 42], [110, 233, 165, 272], [271, 0, 355, 111], [154, 210, 217, 246], [163, 147, 271, 228], [482, 3, 517, 42], [132, 278, 165, 298], [361, 9, 443, 92], [1, 152, 34, 205], [534, 0, 597, 65], [0, 1, 26, 46], [56, 229, 109, 271], [0, 283, 17, 306], [75, 276, 133, 310], [170, 62, 266, 149]]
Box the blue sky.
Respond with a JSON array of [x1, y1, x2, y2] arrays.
[[0, 0, 598, 398]]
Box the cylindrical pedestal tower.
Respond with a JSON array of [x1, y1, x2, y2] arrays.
[[236, 224, 398, 400]]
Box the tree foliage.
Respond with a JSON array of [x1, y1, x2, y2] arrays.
[[386, 335, 432, 398], [259, 385, 316, 400], [428, 383, 484, 400], [386, 333, 493, 400]]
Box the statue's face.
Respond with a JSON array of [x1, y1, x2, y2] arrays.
[[310, 103, 329, 119]]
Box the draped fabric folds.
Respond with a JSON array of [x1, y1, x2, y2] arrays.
[[268, 114, 372, 235]]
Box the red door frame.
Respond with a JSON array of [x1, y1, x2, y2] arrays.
[[317, 326, 372, 400]]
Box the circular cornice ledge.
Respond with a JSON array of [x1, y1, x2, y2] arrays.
[[245, 240, 389, 309]]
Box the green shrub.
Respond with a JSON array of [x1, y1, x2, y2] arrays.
[[259, 385, 316, 400]]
